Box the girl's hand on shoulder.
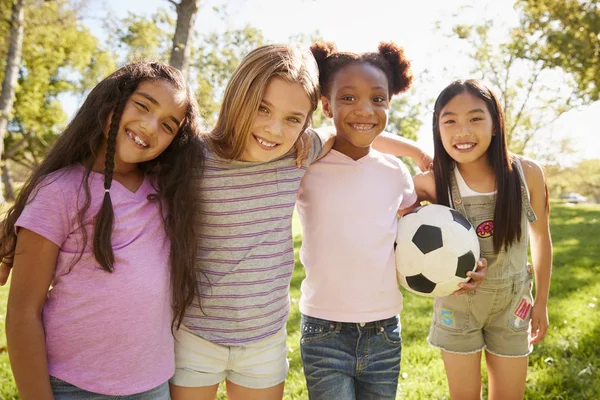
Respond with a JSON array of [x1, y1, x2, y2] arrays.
[[417, 151, 433, 172], [294, 130, 311, 167], [529, 302, 549, 344], [452, 258, 488, 295]]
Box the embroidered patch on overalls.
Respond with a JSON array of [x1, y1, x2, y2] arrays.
[[476, 220, 494, 238], [440, 309, 454, 326], [513, 296, 533, 320]]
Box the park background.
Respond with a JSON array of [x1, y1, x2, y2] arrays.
[[0, 0, 598, 398]]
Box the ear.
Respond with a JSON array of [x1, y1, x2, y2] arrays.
[[321, 96, 333, 119]]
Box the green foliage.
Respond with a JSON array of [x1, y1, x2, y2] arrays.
[[107, 8, 174, 62], [516, 0, 600, 102], [193, 25, 264, 125], [387, 94, 422, 142], [2, 0, 115, 169], [547, 159, 600, 203]]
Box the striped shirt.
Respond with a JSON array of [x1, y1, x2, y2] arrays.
[[182, 130, 324, 345]]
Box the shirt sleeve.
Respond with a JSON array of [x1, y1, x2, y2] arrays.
[[397, 161, 418, 210], [305, 128, 325, 165], [16, 178, 72, 247]]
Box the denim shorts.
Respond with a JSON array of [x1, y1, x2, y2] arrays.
[[300, 314, 402, 400], [50, 377, 170, 400], [428, 268, 534, 357]]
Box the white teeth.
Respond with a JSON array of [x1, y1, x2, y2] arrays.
[[351, 124, 375, 131], [256, 137, 277, 148], [127, 130, 148, 147], [455, 143, 475, 150]]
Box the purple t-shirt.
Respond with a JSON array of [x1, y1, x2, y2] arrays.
[[16, 164, 173, 396]]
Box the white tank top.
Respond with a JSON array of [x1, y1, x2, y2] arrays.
[[453, 167, 496, 197]]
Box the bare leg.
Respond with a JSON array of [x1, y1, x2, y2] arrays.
[[225, 380, 284, 400], [441, 350, 483, 400], [169, 383, 220, 400], [485, 351, 528, 400]]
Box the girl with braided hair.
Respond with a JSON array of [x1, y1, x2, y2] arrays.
[[295, 42, 487, 400], [3, 61, 202, 399]]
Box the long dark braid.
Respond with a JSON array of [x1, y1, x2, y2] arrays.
[[93, 97, 128, 272]]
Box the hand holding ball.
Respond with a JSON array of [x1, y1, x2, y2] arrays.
[[395, 204, 480, 297]]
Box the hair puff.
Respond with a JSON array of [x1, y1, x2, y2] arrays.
[[377, 41, 413, 95], [310, 40, 337, 64]]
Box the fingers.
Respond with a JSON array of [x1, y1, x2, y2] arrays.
[[294, 132, 309, 167], [0, 262, 11, 285], [452, 259, 487, 296], [419, 152, 434, 172], [476, 258, 488, 271], [530, 319, 548, 344]]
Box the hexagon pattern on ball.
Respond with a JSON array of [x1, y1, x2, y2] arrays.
[[395, 204, 480, 297]]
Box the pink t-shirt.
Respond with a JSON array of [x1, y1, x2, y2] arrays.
[[16, 164, 173, 395], [297, 149, 417, 323]]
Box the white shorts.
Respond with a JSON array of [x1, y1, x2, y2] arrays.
[[170, 325, 289, 389]]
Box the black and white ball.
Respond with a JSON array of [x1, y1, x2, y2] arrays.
[[395, 204, 480, 297]]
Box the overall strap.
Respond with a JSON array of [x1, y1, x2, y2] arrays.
[[513, 158, 537, 223], [448, 168, 469, 217]]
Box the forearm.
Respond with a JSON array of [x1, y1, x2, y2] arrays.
[[530, 236, 552, 305], [373, 132, 425, 159], [6, 313, 54, 399]]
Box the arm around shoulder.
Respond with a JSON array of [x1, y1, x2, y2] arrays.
[[373, 132, 433, 171]]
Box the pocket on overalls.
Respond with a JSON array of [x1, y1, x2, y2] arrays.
[[300, 315, 335, 344], [507, 264, 534, 332], [432, 294, 473, 333], [471, 213, 503, 259]]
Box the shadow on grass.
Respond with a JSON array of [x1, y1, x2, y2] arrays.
[[540, 205, 599, 302]]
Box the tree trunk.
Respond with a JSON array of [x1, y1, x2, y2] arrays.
[[1, 161, 15, 202], [0, 0, 25, 203], [169, 0, 200, 79]]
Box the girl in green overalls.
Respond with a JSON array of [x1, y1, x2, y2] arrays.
[[413, 79, 552, 400]]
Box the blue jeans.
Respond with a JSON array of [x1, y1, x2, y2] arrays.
[[300, 314, 402, 400], [50, 377, 170, 400]]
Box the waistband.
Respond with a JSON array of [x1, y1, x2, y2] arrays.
[[478, 264, 533, 289], [302, 314, 399, 331]]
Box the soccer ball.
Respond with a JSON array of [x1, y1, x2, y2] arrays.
[[395, 204, 480, 297]]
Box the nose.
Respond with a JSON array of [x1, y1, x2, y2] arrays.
[[353, 100, 374, 117], [456, 122, 471, 136], [264, 117, 283, 136], [139, 115, 159, 135]]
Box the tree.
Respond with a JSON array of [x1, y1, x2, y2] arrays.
[[0, 0, 115, 198], [570, 159, 600, 203], [450, 21, 584, 157], [0, 0, 24, 202], [168, 0, 200, 77], [110, 9, 174, 62], [515, 0, 600, 102], [193, 25, 264, 125]]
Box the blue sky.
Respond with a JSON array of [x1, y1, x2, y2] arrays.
[[80, 0, 597, 165]]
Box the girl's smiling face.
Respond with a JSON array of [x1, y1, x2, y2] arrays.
[[438, 91, 494, 167], [109, 79, 188, 169], [322, 63, 390, 160], [240, 77, 311, 163]]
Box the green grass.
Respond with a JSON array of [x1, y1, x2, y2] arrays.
[[1, 203, 598, 399]]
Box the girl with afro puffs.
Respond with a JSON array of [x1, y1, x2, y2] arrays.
[[295, 41, 487, 400]]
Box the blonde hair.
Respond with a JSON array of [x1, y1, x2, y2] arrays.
[[209, 44, 320, 160]]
